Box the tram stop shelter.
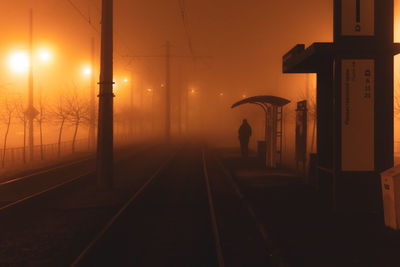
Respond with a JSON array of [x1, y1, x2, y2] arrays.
[[231, 95, 290, 168]]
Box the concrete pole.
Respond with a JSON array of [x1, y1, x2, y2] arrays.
[[165, 41, 171, 141], [89, 37, 96, 149], [129, 71, 134, 138], [97, 0, 114, 189], [177, 63, 182, 135]]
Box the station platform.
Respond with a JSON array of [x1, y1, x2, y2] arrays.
[[217, 148, 400, 267]]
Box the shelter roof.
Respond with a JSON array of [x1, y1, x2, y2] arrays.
[[283, 42, 400, 73], [231, 95, 290, 108]]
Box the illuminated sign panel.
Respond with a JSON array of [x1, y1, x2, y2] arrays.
[[342, 0, 374, 36], [341, 59, 374, 171]]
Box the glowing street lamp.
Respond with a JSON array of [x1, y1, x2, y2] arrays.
[[82, 66, 92, 76], [38, 49, 52, 63], [123, 77, 129, 83], [8, 51, 30, 73]]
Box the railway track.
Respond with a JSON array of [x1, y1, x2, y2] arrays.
[[71, 146, 271, 267], [0, 144, 155, 213]]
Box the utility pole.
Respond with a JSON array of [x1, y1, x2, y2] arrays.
[[97, 0, 114, 189], [89, 37, 96, 149], [177, 63, 182, 135], [26, 8, 39, 162], [120, 45, 208, 140], [185, 84, 189, 134], [165, 41, 171, 141], [129, 71, 134, 137], [140, 79, 144, 136]]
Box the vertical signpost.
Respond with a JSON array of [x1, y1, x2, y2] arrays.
[[283, 0, 399, 211], [333, 0, 393, 210]]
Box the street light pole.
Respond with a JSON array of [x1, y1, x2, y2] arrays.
[[130, 71, 134, 137], [165, 41, 171, 141], [26, 8, 38, 162], [97, 0, 114, 189]]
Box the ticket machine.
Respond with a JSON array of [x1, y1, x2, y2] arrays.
[[283, 0, 400, 211]]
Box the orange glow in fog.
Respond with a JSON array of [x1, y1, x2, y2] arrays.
[[8, 51, 29, 73], [38, 49, 52, 63], [82, 66, 92, 76]]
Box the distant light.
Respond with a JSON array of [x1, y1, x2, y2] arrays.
[[9, 51, 30, 73], [161, 83, 165, 87], [147, 88, 153, 92], [242, 94, 247, 98], [82, 66, 92, 76], [191, 89, 196, 93], [38, 49, 51, 62], [219, 92, 224, 96], [123, 78, 129, 83]]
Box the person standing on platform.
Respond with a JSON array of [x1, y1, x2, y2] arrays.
[[238, 119, 252, 157]]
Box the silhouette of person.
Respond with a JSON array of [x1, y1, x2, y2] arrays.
[[238, 119, 252, 157]]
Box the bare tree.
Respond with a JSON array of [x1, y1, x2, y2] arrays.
[[15, 97, 27, 164], [66, 91, 89, 153], [0, 98, 16, 167], [51, 94, 69, 157], [36, 91, 48, 160]]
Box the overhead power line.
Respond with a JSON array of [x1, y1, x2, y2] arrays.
[[178, 0, 195, 59], [65, 0, 100, 33]]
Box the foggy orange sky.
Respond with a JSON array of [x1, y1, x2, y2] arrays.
[[0, 0, 333, 97]]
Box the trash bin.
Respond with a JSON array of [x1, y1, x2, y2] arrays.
[[257, 141, 266, 161], [381, 165, 400, 230]]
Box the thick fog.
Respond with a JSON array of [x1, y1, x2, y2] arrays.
[[0, 0, 400, 167]]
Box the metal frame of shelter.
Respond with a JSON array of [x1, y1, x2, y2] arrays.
[[231, 95, 290, 168]]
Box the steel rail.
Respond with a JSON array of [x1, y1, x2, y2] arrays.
[[71, 147, 229, 267], [0, 145, 155, 212], [201, 148, 225, 267], [0, 155, 95, 187], [70, 150, 177, 267]]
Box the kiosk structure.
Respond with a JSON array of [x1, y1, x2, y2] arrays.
[[232, 95, 290, 168], [283, 0, 400, 211]]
